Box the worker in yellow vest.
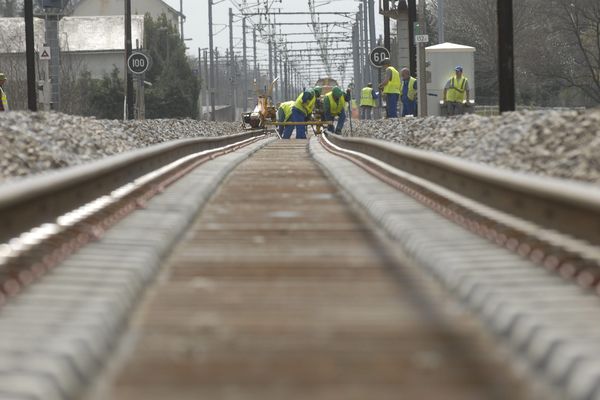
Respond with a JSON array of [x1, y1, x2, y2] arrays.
[[282, 89, 315, 139], [276, 101, 295, 137], [323, 86, 351, 134], [378, 58, 401, 118], [359, 83, 378, 120], [443, 66, 470, 116], [0, 73, 8, 112], [400, 68, 418, 117]]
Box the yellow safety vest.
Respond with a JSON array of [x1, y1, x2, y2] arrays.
[[0, 87, 8, 111], [294, 92, 313, 116], [400, 77, 417, 102], [360, 87, 376, 107], [279, 101, 295, 121], [325, 92, 346, 116], [383, 66, 401, 94], [306, 95, 317, 115], [446, 75, 468, 102]]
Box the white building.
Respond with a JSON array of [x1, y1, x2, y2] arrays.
[[69, 0, 182, 31]]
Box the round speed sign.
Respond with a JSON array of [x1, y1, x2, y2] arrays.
[[369, 47, 391, 68], [127, 52, 150, 74]]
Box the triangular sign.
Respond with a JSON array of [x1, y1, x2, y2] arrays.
[[41, 50, 49, 58]]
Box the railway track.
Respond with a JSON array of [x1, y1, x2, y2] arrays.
[[0, 129, 599, 399]]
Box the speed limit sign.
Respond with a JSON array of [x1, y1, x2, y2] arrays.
[[127, 52, 150, 74], [369, 47, 391, 68]]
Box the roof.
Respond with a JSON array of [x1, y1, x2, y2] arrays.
[[426, 42, 476, 53], [0, 18, 46, 53], [60, 16, 144, 52], [0, 16, 144, 54]]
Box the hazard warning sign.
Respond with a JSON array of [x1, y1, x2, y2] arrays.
[[39, 46, 51, 61]]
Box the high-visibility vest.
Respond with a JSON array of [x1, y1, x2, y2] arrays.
[[294, 91, 313, 116], [0, 87, 8, 111], [278, 101, 295, 121], [400, 77, 417, 102], [325, 92, 346, 116], [360, 87, 376, 107], [446, 75, 468, 102], [306, 95, 317, 115], [383, 66, 401, 94]]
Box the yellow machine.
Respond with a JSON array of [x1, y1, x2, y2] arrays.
[[242, 78, 278, 129]]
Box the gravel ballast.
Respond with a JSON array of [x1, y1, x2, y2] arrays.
[[0, 112, 242, 182], [344, 109, 600, 183]]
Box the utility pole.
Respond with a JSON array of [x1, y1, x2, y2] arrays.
[[437, 0, 445, 43], [383, 0, 391, 51], [228, 8, 236, 121], [253, 28, 257, 80], [208, 0, 216, 121], [417, 0, 428, 116], [352, 23, 360, 95], [124, 0, 134, 119], [198, 47, 203, 119], [268, 38, 273, 87], [498, 0, 515, 112], [408, 0, 417, 76], [204, 49, 209, 119], [24, 0, 37, 111], [179, 0, 184, 40], [242, 17, 248, 111], [362, 0, 370, 85], [273, 42, 278, 101], [357, 3, 364, 88], [367, 0, 376, 80]]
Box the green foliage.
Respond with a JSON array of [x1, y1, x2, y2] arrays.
[[143, 13, 199, 118], [75, 13, 198, 119], [81, 68, 125, 119]]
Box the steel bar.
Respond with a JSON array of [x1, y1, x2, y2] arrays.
[[497, 0, 515, 112], [24, 0, 37, 111], [125, 0, 134, 119]]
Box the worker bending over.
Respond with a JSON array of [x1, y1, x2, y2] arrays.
[[276, 101, 295, 137], [359, 83, 378, 120], [0, 73, 8, 112], [282, 89, 315, 139], [324, 86, 350, 134], [443, 66, 470, 116], [379, 58, 401, 118], [400, 68, 417, 116]]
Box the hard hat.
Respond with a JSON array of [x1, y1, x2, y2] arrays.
[[332, 86, 343, 99], [304, 89, 314, 99], [313, 86, 322, 96], [455, 65, 463, 72], [0, 73, 6, 80], [382, 58, 391, 65], [367, 82, 373, 87]]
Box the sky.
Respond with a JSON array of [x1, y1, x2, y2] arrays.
[[162, 0, 383, 84]]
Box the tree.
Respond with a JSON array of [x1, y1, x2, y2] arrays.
[[541, 0, 600, 103], [143, 13, 199, 118], [83, 68, 125, 119]]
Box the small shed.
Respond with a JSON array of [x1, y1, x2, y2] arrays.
[[425, 42, 476, 116]]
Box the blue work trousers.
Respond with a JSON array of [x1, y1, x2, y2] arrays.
[[401, 98, 417, 117], [324, 110, 346, 133], [282, 107, 308, 139], [385, 93, 399, 118], [276, 108, 287, 137]]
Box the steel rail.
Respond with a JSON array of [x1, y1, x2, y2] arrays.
[[0, 130, 265, 244], [323, 133, 600, 247]]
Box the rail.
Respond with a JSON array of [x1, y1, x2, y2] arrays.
[[0, 130, 266, 243], [323, 133, 600, 247]]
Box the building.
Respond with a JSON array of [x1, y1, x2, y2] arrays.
[[69, 0, 182, 31]]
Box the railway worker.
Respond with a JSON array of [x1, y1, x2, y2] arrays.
[[378, 58, 401, 118], [276, 100, 295, 137], [323, 86, 350, 134], [443, 66, 470, 116], [282, 89, 315, 140], [359, 83, 378, 120], [0, 73, 8, 112], [400, 68, 417, 117]]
